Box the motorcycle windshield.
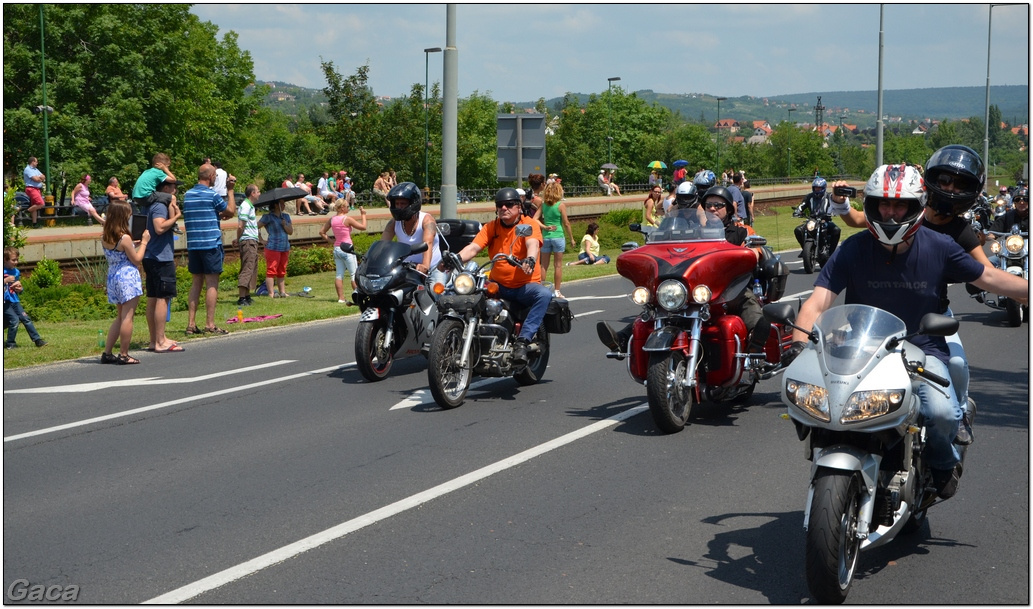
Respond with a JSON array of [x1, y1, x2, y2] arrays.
[[361, 240, 414, 275], [813, 305, 907, 376], [646, 211, 727, 244]]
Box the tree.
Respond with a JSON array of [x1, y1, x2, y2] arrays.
[[3, 5, 262, 190]]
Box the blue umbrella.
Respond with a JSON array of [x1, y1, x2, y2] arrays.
[[672, 160, 690, 168]]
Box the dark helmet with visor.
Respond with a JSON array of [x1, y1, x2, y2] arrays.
[[387, 182, 423, 222], [924, 145, 985, 217]]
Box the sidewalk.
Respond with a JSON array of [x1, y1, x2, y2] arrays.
[[14, 183, 821, 264]]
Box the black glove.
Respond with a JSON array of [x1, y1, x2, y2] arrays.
[[522, 256, 536, 273], [781, 340, 808, 367]]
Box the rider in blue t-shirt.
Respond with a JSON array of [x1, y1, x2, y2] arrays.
[[789, 164, 1029, 501]]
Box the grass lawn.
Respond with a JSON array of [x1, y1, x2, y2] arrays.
[[2, 206, 863, 370]]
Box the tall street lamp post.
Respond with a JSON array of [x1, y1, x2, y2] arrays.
[[607, 76, 621, 164], [838, 115, 847, 175], [787, 108, 796, 179], [424, 47, 442, 192], [983, 4, 1004, 173], [715, 96, 727, 174]]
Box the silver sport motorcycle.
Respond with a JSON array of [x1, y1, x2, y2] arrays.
[[763, 302, 972, 604]]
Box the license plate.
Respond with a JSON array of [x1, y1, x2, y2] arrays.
[[360, 308, 380, 322]]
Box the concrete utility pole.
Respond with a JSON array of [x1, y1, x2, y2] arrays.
[[876, 4, 885, 167], [440, 4, 458, 218]]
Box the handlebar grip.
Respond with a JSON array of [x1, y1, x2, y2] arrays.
[[915, 364, 951, 387]]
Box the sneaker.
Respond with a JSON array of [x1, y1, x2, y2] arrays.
[[245, 296, 254, 306], [236, 297, 250, 307], [5, 343, 17, 349], [34, 339, 47, 347], [511, 338, 529, 367], [954, 412, 974, 446], [338, 300, 348, 304]]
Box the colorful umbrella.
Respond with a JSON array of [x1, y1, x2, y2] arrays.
[[601, 163, 619, 170], [672, 160, 690, 168], [647, 161, 667, 170]]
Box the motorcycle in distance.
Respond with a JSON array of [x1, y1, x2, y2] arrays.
[[762, 301, 972, 604], [792, 208, 837, 274], [351, 240, 441, 382], [609, 221, 792, 433], [963, 195, 993, 246], [426, 224, 573, 409], [978, 225, 1029, 326]]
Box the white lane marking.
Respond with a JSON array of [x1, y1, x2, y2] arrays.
[[563, 294, 627, 302], [390, 378, 503, 410], [144, 403, 649, 604], [575, 309, 604, 317], [3, 361, 296, 394], [4, 362, 355, 443], [776, 290, 814, 302]]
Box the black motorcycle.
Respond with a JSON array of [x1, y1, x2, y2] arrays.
[[352, 241, 439, 382], [794, 210, 838, 274]]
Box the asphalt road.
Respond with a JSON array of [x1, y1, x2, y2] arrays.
[[3, 255, 1029, 604]]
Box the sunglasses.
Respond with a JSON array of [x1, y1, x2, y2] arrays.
[[935, 173, 976, 190], [1014, 197, 1029, 204], [703, 202, 724, 209], [495, 201, 521, 209]]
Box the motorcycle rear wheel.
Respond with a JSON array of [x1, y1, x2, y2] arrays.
[[428, 319, 473, 409], [354, 321, 393, 382], [806, 469, 862, 604], [514, 327, 550, 386], [646, 350, 694, 433], [802, 241, 815, 274]]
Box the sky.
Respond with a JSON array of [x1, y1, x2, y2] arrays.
[[191, 3, 1030, 104]]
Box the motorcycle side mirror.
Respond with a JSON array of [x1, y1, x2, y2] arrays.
[[916, 312, 959, 337], [621, 241, 639, 252], [628, 222, 642, 233], [437, 223, 452, 236], [409, 242, 429, 256], [744, 235, 767, 248], [514, 224, 533, 238], [762, 302, 795, 325]]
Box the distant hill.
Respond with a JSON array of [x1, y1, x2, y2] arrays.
[[527, 86, 1029, 130], [258, 81, 1028, 128]]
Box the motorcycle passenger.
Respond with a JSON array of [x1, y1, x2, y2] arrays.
[[380, 181, 448, 293], [692, 169, 717, 197], [792, 177, 842, 254], [988, 186, 1029, 235], [598, 186, 771, 355], [447, 187, 551, 367], [787, 164, 1029, 500]]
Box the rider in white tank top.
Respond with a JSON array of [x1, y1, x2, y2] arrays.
[[394, 211, 442, 269]]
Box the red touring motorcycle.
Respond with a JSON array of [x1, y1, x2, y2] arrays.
[[612, 222, 792, 433]]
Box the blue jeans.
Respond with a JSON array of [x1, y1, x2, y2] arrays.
[[4, 301, 42, 346], [916, 356, 962, 471], [496, 282, 552, 341]]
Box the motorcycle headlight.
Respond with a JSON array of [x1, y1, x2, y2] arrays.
[[841, 389, 905, 423], [1005, 235, 1025, 254], [358, 274, 392, 292], [990, 240, 1002, 254], [786, 378, 830, 422], [454, 273, 476, 295], [631, 287, 651, 306], [656, 279, 687, 311], [806, 219, 817, 232], [692, 285, 712, 304]]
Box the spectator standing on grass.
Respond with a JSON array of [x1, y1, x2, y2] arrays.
[[22, 157, 46, 228], [726, 172, 745, 223], [3, 247, 46, 349], [740, 178, 755, 226], [320, 198, 368, 304], [100, 200, 149, 365], [259, 200, 294, 299], [232, 184, 261, 307], [211, 160, 228, 198], [183, 163, 236, 335], [143, 178, 183, 353], [532, 181, 576, 298], [72, 174, 105, 225]]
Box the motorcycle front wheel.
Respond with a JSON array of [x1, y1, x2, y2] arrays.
[[646, 350, 694, 433], [514, 327, 550, 386], [355, 320, 393, 382], [428, 318, 473, 409], [802, 241, 815, 274], [806, 469, 862, 604], [1005, 299, 1024, 327]]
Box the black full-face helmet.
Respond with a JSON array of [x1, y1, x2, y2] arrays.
[[387, 182, 422, 222], [925, 145, 985, 217], [674, 182, 698, 208]]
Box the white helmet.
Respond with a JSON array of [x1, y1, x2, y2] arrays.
[[674, 181, 698, 208], [862, 164, 926, 246]]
